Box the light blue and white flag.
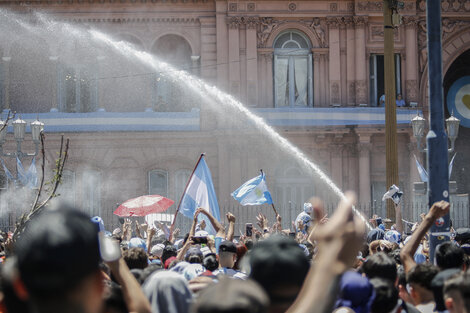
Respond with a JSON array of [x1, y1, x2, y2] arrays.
[[179, 155, 221, 234], [448, 153, 456, 180], [0, 159, 14, 182], [414, 154, 428, 183], [16, 157, 28, 186], [26, 157, 38, 189], [231, 172, 273, 206]]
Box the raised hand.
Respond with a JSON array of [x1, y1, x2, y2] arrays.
[[226, 212, 236, 223]]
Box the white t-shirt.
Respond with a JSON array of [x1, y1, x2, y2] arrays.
[[212, 267, 247, 280]]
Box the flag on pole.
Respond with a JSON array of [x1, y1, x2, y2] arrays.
[[179, 155, 221, 233], [16, 157, 28, 186], [0, 159, 14, 182], [26, 157, 38, 189], [414, 154, 428, 183], [231, 172, 273, 205], [448, 153, 456, 180]]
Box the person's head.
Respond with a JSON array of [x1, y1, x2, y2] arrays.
[[185, 247, 203, 264], [361, 252, 397, 283], [435, 242, 464, 270], [123, 247, 148, 270], [203, 253, 219, 272], [407, 263, 439, 304], [218, 241, 237, 269], [369, 278, 398, 313], [397, 94, 402, 99], [234, 244, 248, 270], [335, 271, 376, 313], [142, 271, 192, 313], [431, 268, 462, 312], [194, 278, 269, 313], [248, 235, 310, 313], [14, 205, 104, 313], [161, 245, 177, 265], [444, 272, 470, 313]]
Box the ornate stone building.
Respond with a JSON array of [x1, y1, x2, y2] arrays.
[[0, 0, 469, 228]]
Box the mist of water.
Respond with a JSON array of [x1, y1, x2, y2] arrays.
[[1, 11, 373, 230]]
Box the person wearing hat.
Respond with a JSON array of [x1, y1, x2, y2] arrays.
[[11, 205, 151, 313], [212, 240, 247, 279]]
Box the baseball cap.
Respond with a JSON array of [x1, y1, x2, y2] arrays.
[[150, 243, 165, 257], [15, 205, 100, 296], [185, 247, 203, 260], [219, 241, 237, 254], [128, 237, 147, 251]]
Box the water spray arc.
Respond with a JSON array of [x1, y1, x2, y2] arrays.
[[88, 30, 372, 231], [1, 11, 373, 230]]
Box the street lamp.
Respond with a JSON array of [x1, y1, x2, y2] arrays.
[[411, 112, 460, 153], [0, 116, 44, 159]]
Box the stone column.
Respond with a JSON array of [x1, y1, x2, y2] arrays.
[[313, 53, 321, 106], [354, 16, 368, 105], [319, 53, 327, 106], [358, 135, 372, 214], [404, 16, 419, 103], [266, 52, 273, 107], [49, 56, 59, 112], [228, 17, 241, 98], [96, 56, 106, 112], [327, 17, 341, 106], [330, 143, 343, 189], [216, 1, 229, 91], [245, 17, 259, 106], [2, 57, 11, 111], [340, 21, 347, 106], [345, 17, 356, 105]]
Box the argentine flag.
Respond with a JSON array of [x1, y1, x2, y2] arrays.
[[179, 155, 221, 233], [231, 172, 273, 205]]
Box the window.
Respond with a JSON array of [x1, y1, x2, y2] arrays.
[[148, 170, 168, 196], [273, 31, 313, 107], [59, 65, 97, 112], [369, 54, 402, 107], [83, 170, 101, 217], [58, 169, 76, 206], [275, 167, 314, 210], [151, 35, 193, 112], [175, 169, 191, 200]]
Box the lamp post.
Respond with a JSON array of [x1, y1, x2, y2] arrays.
[[411, 112, 460, 154], [0, 116, 44, 162]]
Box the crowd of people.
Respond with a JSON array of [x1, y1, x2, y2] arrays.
[[0, 192, 468, 313]]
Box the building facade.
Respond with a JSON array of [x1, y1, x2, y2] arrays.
[[0, 0, 469, 229]]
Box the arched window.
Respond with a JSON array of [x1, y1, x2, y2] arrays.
[[175, 169, 191, 199], [275, 166, 314, 209], [83, 170, 101, 217], [148, 169, 168, 196], [151, 35, 193, 112], [273, 30, 313, 107]]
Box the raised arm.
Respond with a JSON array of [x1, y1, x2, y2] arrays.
[[226, 212, 236, 241], [107, 258, 152, 313], [198, 208, 225, 238], [395, 203, 404, 236], [287, 192, 365, 313], [177, 210, 201, 260], [400, 200, 450, 273]]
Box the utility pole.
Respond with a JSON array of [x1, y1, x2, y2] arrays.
[[425, 0, 450, 261], [384, 0, 399, 221]]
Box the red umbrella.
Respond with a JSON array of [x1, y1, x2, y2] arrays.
[[114, 195, 174, 217]]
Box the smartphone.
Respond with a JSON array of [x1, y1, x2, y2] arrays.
[[376, 218, 383, 226], [192, 236, 208, 244], [289, 232, 296, 238], [245, 223, 253, 237], [118, 217, 124, 225]]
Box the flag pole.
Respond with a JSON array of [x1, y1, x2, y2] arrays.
[[169, 153, 205, 241], [260, 169, 279, 217]]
